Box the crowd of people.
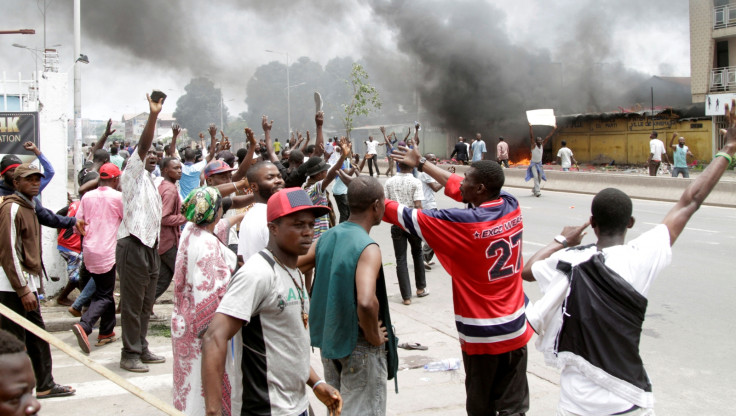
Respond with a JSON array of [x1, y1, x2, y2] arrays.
[[0, 90, 734, 416]]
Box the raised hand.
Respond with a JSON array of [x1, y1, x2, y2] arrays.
[[146, 93, 164, 115], [315, 111, 324, 127], [104, 118, 116, 137], [245, 128, 257, 147], [172, 123, 181, 137], [261, 115, 273, 132], [379, 126, 385, 134], [208, 123, 218, 137], [23, 141, 41, 156], [390, 143, 422, 168], [558, 222, 590, 247], [199, 132, 205, 140]]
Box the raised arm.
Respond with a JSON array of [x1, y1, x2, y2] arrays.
[[661, 101, 736, 245], [403, 127, 411, 143], [299, 131, 310, 153], [168, 123, 181, 157], [233, 128, 258, 181], [521, 222, 589, 281], [89, 118, 116, 159], [261, 115, 280, 163], [138, 96, 163, 160], [314, 112, 325, 157], [528, 123, 535, 146], [322, 140, 350, 189], [392, 144, 452, 187], [669, 132, 678, 149], [543, 125, 557, 146], [205, 124, 218, 163], [379, 126, 392, 152], [414, 123, 420, 145]]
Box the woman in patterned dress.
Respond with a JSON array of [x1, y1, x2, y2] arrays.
[[171, 187, 241, 415]]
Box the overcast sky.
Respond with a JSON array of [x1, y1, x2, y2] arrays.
[[3, 0, 691, 121]]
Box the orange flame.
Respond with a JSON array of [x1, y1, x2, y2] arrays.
[[510, 157, 531, 166]]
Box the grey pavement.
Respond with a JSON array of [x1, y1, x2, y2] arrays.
[[38, 165, 734, 415]]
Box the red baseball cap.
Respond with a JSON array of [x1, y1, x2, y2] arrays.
[[99, 163, 121, 179], [267, 187, 331, 223], [204, 160, 235, 178]]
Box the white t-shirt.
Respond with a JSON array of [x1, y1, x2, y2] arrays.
[[237, 203, 268, 261], [649, 139, 666, 161], [365, 140, 378, 155], [419, 172, 439, 210], [557, 147, 574, 168], [531, 224, 672, 415], [217, 251, 310, 416]]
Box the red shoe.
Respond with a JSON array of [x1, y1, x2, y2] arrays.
[[71, 323, 90, 354]]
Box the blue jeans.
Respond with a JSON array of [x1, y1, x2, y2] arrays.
[[321, 336, 387, 416], [672, 167, 689, 178], [72, 278, 96, 311]]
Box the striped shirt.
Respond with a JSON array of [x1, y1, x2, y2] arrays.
[[119, 151, 162, 248], [303, 181, 330, 241], [383, 174, 533, 355]]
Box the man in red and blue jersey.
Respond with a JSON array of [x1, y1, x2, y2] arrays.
[[386, 145, 533, 416]]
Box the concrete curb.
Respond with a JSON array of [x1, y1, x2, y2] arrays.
[[502, 168, 736, 207], [374, 160, 736, 207], [43, 313, 171, 333]]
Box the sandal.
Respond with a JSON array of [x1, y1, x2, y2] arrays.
[[398, 342, 428, 351], [96, 332, 117, 347], [37, 384, 75, 399]]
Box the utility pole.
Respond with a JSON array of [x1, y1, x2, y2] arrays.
[[73, 0, 82, 193]]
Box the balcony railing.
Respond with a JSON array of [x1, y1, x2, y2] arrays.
[[714, 4, 736, 29], [711, 66, 736, 91]]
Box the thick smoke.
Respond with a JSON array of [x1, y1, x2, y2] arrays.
[[19, 0, 687, 153], [365, 0, 651, 147]]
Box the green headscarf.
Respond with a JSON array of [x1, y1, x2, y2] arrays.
[[181, 186, 222, 225]]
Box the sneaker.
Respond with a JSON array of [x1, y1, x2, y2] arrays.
[[120, 358, 149, 373], [71, 324, 90, 354], [424, 261, 432, 270], [96, 332, 117, 347], [140, 350, 166, 364], [67, 306, 81, 317]]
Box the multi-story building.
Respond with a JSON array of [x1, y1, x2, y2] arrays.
[[690, 0, 736, 151], [122, 112, 175, 143]]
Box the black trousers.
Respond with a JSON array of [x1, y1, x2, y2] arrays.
[[117, 236, 160, 358], [334, 193, 350, 223], [155, 246, 177, 299], [0, 291, 55, 391], [390, 225, 426, 300], [367, 156, 380, 176], [79, 263, 116, 337], [462, 346, 529, 416]]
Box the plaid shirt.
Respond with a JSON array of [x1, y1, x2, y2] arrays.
[[119, 152, 162, 248], [384, 172, 423, 207]]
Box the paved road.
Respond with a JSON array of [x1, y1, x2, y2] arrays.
[[40, 179, 734, 415]]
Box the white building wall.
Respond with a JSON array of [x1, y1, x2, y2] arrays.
[[38, 72, 69, 295]]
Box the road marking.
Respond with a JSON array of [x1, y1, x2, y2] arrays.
[[39, 374, 171, 401], [524, 241, 546, 247], [642, 222, 718, 233]]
